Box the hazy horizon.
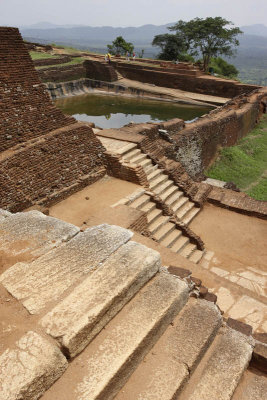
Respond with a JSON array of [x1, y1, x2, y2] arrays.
[[1, 0, 267, 28]]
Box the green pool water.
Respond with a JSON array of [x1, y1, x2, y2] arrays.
[[55, 93, 213, 129]]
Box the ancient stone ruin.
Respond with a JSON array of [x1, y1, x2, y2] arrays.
[[0, 27, 266, 400]]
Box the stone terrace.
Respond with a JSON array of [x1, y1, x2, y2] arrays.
[[0, 209, 266, 400]]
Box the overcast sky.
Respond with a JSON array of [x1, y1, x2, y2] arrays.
[[1, 0, 267, 27]]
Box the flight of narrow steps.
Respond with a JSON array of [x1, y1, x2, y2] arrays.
[[121, 143, 201, 225], [0, 210, 260, 400], [128, 191, 205, 263]]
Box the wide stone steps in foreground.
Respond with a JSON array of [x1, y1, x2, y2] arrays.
[[120, 143, 201, 225], [0, 210, 260, 400]]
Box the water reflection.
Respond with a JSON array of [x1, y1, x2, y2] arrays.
[[55, 93, 213, 129]]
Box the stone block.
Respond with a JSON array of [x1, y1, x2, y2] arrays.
[[0, 331, 67, 400], [40, 241, 160, 358], [0, 224, 132, 314]]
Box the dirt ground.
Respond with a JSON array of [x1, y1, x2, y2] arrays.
[[190, 203, 267, 274], [49, 175, 140, 226]]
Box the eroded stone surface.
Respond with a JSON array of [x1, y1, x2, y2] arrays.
[[41, 241, 160, 358], [0, 331, 68, 400], [115, 298, 222, 400], [0, 224, 132, 314], [188, 326, 254, 400], [0, 210, 79, 260]]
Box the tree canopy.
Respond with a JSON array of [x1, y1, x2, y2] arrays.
[[152, 17, 242, 71], [107, 36, 134, 56]]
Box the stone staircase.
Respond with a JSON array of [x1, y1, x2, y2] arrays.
[[124, 190, 205, 264], [118, 142, 201, 225], [0, 209, 262, 400]]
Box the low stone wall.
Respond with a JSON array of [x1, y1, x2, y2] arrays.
[[208, 186, 267, 220], [33, 56, 72, 67], [114, 62, 260, 98], [38, 64, 86, 83], [166, 88, 267, 178]]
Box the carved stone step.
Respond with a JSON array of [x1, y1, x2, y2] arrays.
[[176, 201, 195, 221], [171, 236, 189, 253], [154, 222, 176, 242], [0, 224, 132, 315], [172, 196, 188, 213], [183, 207, 201, 225], [147, 208, 162, 224], [189, 249, 205, 264], [160, 185, 179, 202], [117, 142, 137, 155], [149, 215, 170, 235], [40, 241, 160, 358], [149, 173, 168, 190], [154, 180, 173, 196], [165, 190, 183, 207], [0, 331, 68, 400], [185, 326, 254, 400], [123, 148, 141, 160], [180, 243, 197, 258], [161, 229, 182, 248], [130, 194, 150, 209], [43, 273, 189, 400], [115, 298, 222, 400]]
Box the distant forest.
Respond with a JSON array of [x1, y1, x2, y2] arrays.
[[21, 22, 267, 86]]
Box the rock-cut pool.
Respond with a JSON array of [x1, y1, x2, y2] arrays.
[[55, 93, 213, 129]]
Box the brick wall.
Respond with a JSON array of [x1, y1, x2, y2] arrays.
[[38, 64, 86, 83], [0, 27, 75, 152], [114, 62, 260, 98], [33, 56, 72, 67], [166, 89, 267, 178], [84, 60, 118, 82], [0, 124, 106, 211], [0, 27, 106, 211]]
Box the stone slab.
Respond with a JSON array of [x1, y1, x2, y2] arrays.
[[42, 272, 189, 400], [41, 241, 161, 358], [0, 331, 67, 400], [115, 298, 222, 400], [0, 210, 79, 259], [0, 224, 132, 314], [188, 326, 254, 400]]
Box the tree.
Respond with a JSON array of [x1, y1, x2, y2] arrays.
[[107, 36, 134, 56], [169, 17, 242, 72], [152, 33, 189, 61], [210, 57, 239, 78], [152, 17, 242, 72]]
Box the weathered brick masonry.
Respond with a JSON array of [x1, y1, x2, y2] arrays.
[[33, 55, 72, 67], [38, 64, 86, 83], [0, 27, 106, 211], [113, 62, 260, 98]]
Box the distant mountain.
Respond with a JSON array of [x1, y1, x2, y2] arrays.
[[20, 21, 85, 30], [21, 22, 267, 85], [20, 23, 172, 46], [240, 24, 267, 37]]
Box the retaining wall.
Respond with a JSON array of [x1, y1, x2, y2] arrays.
[[38, 63, 86, 83], [0, 27, 106, 211], [33, 56, 72, 67], [166, 89, 267, 178], [114, 62, 260, 98]]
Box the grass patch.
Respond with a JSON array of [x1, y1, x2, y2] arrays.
[[206, 114, 267, 201], [36, 57, 85, 69], [30, 51, 57, 60]]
